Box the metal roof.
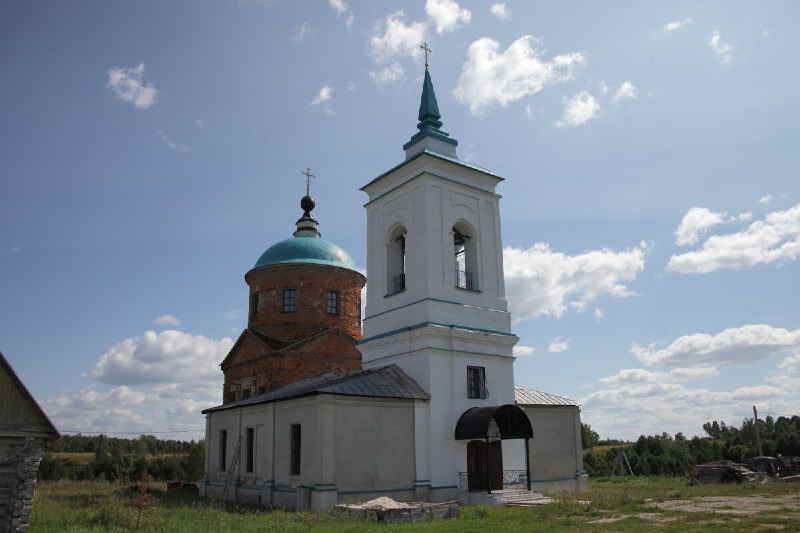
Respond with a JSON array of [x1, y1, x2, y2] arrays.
[[454, 405, 533, 440], [203, 364, 429, 413], [251, 236, 360, 273], [514, 385, 578, 407]]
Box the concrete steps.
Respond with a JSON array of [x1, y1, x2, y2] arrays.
[[459, 489, 547, 507]]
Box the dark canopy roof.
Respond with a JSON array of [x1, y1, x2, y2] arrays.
[[454, 404, 533, 440]]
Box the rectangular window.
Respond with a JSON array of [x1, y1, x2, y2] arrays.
[[467, 366, 487, 399], [326, 290, 340, 315], [257, 386, 266, 396], [249, 292, 259, 318], [227, 390, 236, 403], [282, 289, 296, 313], [290, 424, 301, 475], [246, 427, 255, 473], [242, 389, 251, 400], [219, 430, 227, 471]]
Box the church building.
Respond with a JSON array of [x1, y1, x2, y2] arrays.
[[200, 63, 587, 510]]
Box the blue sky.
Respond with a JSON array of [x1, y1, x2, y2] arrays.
[[1, 0, 798, 441]]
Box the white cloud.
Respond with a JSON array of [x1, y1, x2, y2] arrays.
[[329, 0, 354, 27], [490, 3, 509, 20], [370, 62, 406, 85], [453, 36, 585, 115], [581, 365, 793, 439], [224, 309, 243, 321], [547, 339, 570, 353], [154, 314, 180, 326], [195, 118, 206, 129], [662, 18, 692, 34], [85, 329, 234, 385], [632, 324, 800, 367], [599, 366, 719, 386], [309, 85, 333, 106], [0, 245, 21, 256], [761, 29, 773, 39], [503, 242, 646, 322], [43, 329, 233, 438], [779, 354, 800, 374], [106, 63, 158, 109], [667, 202, 800, 273], [156, 131, 191, 152], [709, 30, 735, 63], [425, 0, 471, 34], [612, 81, 637, 103], [369, 11, 427, 65], [594, 308, 605, 321], [556, 91, 599, 127], [292, 22, 313, 42], [674, 207, 728, 246], [759, 194, 772, 205], [513, 345, 535, 357]]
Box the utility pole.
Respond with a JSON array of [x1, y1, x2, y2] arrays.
[[753, 405, 763, 457]]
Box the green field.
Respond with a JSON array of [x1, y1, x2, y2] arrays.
[[31, 477, 799, 532], [50, 452, 183, 464]]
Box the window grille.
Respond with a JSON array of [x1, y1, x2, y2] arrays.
[[455, 269, 474, 290], [282, 288, 296, 313], [326, 290, 340, 315], [467, 366, 487, 399]]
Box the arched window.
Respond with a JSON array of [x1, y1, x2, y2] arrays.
[[387, 225, 407, 295], [453, 222, 478, 290]]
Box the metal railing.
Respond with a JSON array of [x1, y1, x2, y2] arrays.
[[458, 470, 528, 492], [455, 269, 474, 290], [388, 273, 405, 295]]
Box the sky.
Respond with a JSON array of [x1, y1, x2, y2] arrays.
[[1, 0, 798, 442]]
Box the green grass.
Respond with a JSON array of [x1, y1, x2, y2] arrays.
[[31, 477, 800, 532]]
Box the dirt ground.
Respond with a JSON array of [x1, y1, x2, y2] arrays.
[[589, 494, 800, 525]]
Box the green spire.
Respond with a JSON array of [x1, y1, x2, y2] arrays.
[[417, 69, 442, 129], [403, 67, 458, 152]]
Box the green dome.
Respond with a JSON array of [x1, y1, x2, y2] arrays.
[[252, 237, 359, 272]]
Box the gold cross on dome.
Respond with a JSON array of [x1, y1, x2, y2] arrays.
[[301, 167, 315, 196], [420, 42, 431, 70]]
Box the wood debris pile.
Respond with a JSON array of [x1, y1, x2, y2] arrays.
[[690, 460, 758, 484], [745, 456, 800, 480]]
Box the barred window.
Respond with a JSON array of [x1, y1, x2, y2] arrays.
[[467, 366, 487, 399], [326, 290, 340, 315], [282, 288, 296, 313]]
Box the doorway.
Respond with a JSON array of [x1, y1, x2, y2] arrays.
[[466, 440, 503, 491]]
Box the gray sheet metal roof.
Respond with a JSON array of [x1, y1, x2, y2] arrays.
[[203, 364, 429, 414], [514, 385, 578, 407]]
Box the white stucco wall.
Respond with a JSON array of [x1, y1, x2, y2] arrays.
[[523, 405, 587, 493]]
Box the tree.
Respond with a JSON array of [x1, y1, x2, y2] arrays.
[[581, 423, 600, 449]]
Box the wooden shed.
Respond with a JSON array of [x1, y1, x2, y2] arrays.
[[1, 351, 59, 532]]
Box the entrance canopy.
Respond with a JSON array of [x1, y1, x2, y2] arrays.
[[455, 404, 533, 440]]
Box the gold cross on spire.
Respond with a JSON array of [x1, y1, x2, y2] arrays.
[[420, 42, 432, 70], [301, 167, 315, 196]]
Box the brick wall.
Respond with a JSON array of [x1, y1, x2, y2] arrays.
[[245, 263, 365, 341], [0, 437, 43, 533], [223, 329, 362, 398]]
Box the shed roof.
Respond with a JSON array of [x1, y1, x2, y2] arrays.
[[0, 351, 60, 439], [514, 385, 578, 407], [203, 364, 429, 413]]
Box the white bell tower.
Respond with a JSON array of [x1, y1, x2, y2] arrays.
[[359, 61, 522, 499]]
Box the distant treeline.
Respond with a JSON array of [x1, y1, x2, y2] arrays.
[[40, 434, 204, 483], [45, 433, 198, 455], [583, 415, 800, 477]]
